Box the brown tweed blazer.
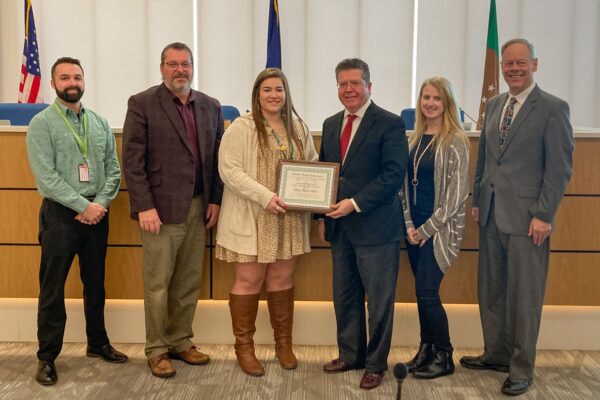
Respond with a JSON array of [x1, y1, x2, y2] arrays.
[[122, 83, 224, 224]]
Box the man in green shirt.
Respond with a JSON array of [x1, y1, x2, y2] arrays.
[[26, 57, 127, 386]]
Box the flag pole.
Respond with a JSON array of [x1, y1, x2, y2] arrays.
[[477, 0, 499, 129]]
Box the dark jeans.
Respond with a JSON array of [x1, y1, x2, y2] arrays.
[[37, 199, 110, 361], [406, 211, 452, 353]]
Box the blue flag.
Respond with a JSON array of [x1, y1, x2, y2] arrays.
[[266, 0, 281, 68]]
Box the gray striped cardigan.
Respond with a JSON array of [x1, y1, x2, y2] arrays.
[[400, 135, 470, 273]]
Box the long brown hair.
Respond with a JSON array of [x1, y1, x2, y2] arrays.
[[251, 68, 306, 157], [412, 76, 468, 151]]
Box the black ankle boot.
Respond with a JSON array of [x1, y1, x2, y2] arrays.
[[406, 343, 434, 372], [412, 347, 454, 379]]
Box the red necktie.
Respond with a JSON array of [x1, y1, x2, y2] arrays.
[[340, 114, 358, 160]]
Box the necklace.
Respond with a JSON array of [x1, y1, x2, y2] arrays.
[[270, 127, 294, 159], [411, 134, 434, 205]]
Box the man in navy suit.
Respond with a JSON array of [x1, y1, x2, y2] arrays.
[[319, 58, 408, 390]]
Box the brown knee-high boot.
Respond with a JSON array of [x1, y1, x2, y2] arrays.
[[229, 293, 265, 376], [267, 287, 298, 369]]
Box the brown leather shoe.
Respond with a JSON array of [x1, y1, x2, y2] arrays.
[[148, 353, 176, 378], [168, 346, 210, 365], [359, 371, 385, 390], [323, 358, 362, 373]]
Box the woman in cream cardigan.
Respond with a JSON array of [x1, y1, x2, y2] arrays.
[[399, 77, 470, 379], [216, 68, 317, 376]]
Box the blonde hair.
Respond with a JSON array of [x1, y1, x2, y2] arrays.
[[412, 76, 468, 151], [251, 68, 306, 157]]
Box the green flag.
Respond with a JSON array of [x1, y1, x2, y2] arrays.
[[477, 0, 499, 129]]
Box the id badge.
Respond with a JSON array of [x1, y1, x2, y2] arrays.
[[79, 163, 90, 182]]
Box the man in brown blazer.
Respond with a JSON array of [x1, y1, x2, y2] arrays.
[[122, 42, 224, 378]]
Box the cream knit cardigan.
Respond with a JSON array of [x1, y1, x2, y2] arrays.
[[216, 115, 318, 256]]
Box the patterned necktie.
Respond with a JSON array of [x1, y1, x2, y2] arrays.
[[340, 114, 358, 160], [499, 97, 518, 148]]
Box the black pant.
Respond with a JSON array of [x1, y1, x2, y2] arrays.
[[37, 199, 110, 361], [331, 227, 400, 373], [406, 211, 452, 353]]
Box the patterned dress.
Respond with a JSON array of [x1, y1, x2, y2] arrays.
[[216, 126, 306, 263]]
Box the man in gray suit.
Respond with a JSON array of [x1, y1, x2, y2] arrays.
[[461, 38, 574, 396]]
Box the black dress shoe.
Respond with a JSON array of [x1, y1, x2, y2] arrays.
[[36, 360, 57, 386], [86, 344, 128, 363], [459, 355, 509, 372], [501, 377, 533, 395], [406, 343, 434, 372], [413, 347, 454, 379], [323, 358, 363, 373]]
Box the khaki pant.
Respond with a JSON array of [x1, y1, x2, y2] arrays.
[[141, 197, 206, 358]]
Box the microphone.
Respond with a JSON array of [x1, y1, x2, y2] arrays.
[[459, 107, 482, 130], [393, 362, 409, 400]]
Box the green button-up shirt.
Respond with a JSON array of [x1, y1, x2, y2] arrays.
[[26, 99, 121, 213]]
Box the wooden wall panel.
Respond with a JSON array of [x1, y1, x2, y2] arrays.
[[211, 258, 233, 300], [107, 192, 141, 245], [0, 191, 41, 243], [566, 139, 600, 194], [466, 138, 600, 195], [0, 190, 139, 245], [1, 131, 599, 306], [461, 197, 479, 249], [457, 197, 600, 252], [546, 253, 600, 305], [468, 138, 479, 193], [104, 248, 211, 300], [0, 133, 35, 188], [0, 246, 211, 300], [211, 250, 335, 301], [552, 197, 600, 250], [0, 133, 127, 190], [0, 246, 40, 297]]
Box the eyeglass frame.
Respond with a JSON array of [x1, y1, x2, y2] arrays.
[[337, 79, 366, 90], [162, 61, 194, 70]]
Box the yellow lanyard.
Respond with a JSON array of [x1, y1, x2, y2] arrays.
[[52, 102, 89, 162]]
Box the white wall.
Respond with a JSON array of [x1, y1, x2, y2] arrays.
[[1, 0, 599, 129], [0, 0, 21, 105]]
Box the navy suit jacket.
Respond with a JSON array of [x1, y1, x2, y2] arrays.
[[319, 102, 408, 245]]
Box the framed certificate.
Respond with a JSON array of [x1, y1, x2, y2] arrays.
[[276, 160, 340, 213]]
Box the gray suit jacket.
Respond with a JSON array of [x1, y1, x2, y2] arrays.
[[472, 85, 574, 235]]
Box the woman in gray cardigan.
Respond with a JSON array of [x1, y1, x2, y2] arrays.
[[400, 77, 470, 379]]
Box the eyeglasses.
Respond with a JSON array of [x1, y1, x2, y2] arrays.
[[164, 62, 193, 70], [337, 80, 364, 90]]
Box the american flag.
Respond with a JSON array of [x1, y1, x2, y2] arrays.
[[18, 0, 42, 104]]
